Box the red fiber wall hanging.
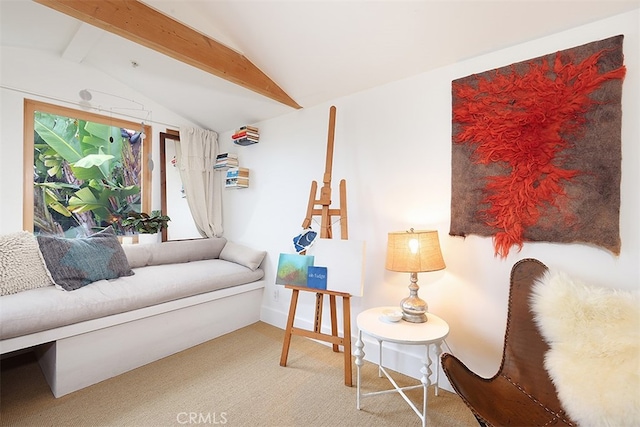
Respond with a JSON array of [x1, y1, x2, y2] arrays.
[[449, 35, 626, 258]]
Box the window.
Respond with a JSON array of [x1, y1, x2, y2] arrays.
[[23, 99, 151, 236]]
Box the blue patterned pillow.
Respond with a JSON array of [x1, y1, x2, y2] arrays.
[[37, 227, 134, 291]]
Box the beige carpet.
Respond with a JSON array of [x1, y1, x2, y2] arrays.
[[1, 322, 477, 426]]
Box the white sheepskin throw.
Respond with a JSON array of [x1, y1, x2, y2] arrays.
[[0, 231, 53, 296], [531, 270, 640, 427]]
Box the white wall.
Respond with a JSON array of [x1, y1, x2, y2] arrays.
[[219, 10, 640, 387]]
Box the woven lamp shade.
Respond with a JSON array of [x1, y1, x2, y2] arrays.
[[385, 230, 445, 273]]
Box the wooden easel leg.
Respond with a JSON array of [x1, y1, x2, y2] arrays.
[[321, 205, 332, 238], [343, 295, 352, 386], [314, 293, 324, 333], [329, 295, 339, 352], [301, 181, 318, 230], [339, 179, 348, 239], [280, 286, 353, 387], [280, 289, 300, 367]]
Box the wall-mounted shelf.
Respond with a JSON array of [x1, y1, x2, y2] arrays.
[[214, 152, 238, 170], [232, 126, 259, 146], [225, 167, 249, 189]]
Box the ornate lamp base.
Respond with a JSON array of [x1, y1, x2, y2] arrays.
[[401, 309, 427, 323], [400, 272, 428, 323]]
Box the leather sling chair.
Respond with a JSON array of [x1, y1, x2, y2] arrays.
[[441, 258, 577, 426]]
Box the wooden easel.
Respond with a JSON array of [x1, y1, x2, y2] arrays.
[[301, 106, 348, 239], [279, 105, 352, 386]]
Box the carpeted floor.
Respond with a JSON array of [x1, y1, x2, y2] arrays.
[[1, 321, 477, 426]]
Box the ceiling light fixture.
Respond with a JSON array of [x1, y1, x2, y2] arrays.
[[79, 89, 92, 101]]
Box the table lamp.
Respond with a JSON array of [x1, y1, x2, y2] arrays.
[[385, 229, 445, 323]]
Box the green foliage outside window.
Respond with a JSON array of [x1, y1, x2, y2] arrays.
[[33, 111, 143, 237]]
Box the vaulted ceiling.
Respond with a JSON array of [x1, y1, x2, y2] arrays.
[[1, 1, 638, 132]]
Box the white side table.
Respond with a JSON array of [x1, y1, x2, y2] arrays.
[[355, 307, 450, 427]]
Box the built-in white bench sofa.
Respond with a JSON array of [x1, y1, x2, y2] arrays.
[[0, 234, 266, 397]]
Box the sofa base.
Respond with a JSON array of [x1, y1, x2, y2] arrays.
[[31, 282, 264, 397]]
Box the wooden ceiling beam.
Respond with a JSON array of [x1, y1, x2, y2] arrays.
[[34, 0, 302, 109]]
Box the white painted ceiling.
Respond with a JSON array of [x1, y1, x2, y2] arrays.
[[1, 0, 639, 132]]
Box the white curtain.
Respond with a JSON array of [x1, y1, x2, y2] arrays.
[[176, 127, 223, 237]]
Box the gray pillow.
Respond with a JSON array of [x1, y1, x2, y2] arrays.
[[37, 227, 134, 291], [219, 241, 266, 271], [122, 238, 228, 268]]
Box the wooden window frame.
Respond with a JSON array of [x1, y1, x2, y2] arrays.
[[23, 99, 152, 232]]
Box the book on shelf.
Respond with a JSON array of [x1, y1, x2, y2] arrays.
[[225, 177, 249, 188], [215, 158, 239, 165], [232, 130, 259, 139], [225, 177, 249, 186], [214, 158, 239, 168], [226, 167, 249, 178], [231, 132, 260, 140], [226, 176, 249, 184], [214, 163, 239, 170], [232, 125, 259, 146], [216, 152, 238, 160], [237, 125, 258, 133], [233, 134, 259, 141]]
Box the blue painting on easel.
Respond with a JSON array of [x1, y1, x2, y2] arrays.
[[307, 266, 328, 290], [275, 253, 315, 286]]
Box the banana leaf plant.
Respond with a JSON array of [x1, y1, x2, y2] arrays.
[[33, 111, 143, 236], [121, 210, 170, 234]]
